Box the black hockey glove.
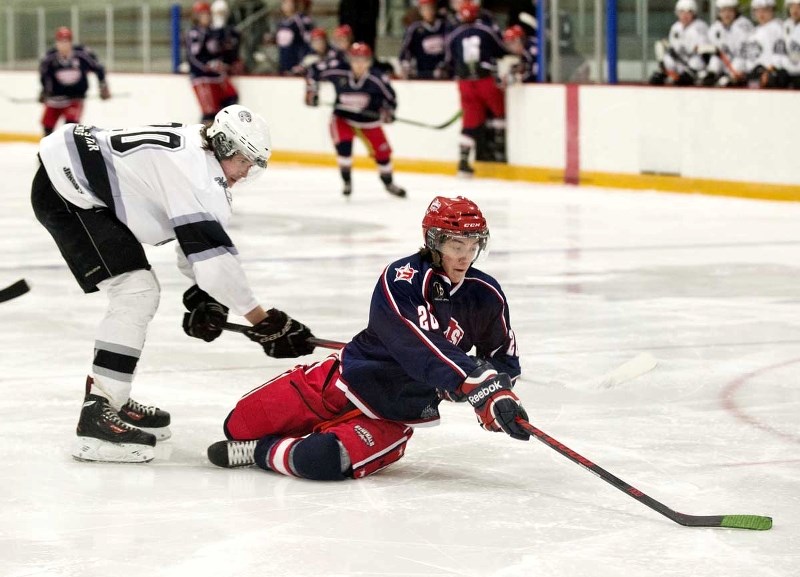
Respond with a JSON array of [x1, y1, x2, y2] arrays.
[[455, 363, 530, 441], [182, 285, 229, 343], [244, 308, 316, 358]]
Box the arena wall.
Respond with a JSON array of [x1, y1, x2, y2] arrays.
[[1, 70, 797, 201]]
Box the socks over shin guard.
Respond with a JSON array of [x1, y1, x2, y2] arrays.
[[255, 433, 349, 481]]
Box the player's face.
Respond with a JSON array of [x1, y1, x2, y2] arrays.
[[718, 7, 736, 26], [196, 11, 211, 27], [219, 153, 256, 187], [281, 0, 296, 16], [789, 3, 800, 21], [420, 4, 436, 22], [311, 37, 327, 55], [439, 236, 481, 284], [55, 40, 72, 57], [753, 6, 773, 23], [333, 36, 351, 52], [677, 9, 694, 26], [350, 56, 371, 77], [505, 38, 524, 54]]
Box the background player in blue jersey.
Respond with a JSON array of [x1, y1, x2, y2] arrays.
[[275, 0, 314, 74], [39, 26, 110, 136], [399, 0, 447, 79], [208, 195, 531, 479], [305, 42, 406, 198]]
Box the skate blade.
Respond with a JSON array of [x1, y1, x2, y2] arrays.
[[137, 426, 172, 441], [72, 437, 155, 463]]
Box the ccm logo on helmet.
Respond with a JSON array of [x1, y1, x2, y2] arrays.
[[469, 382, 504, 404], [462, 223, 482, 228]]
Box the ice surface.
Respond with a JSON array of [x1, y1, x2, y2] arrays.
[[1, 143, 798, 576]]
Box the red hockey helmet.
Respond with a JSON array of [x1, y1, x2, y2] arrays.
[[419, 0, 437, 6], [55, 26, 73, 42], [348, 42, 373, 59], [422, 196, 490, 261], [192, 1, 211, 14], [458, 1, 480, 23], [333, 24, 353, 39], [503, 25, 525, 42], [310, 27, 327, 40]]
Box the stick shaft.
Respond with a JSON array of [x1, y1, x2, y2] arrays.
[[220, 321, 345, 350], [0, 279, 30, 303], [515, 417, 771, 530]]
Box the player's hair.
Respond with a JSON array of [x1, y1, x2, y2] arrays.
[[199, 125, 216, 157], [417, 246, 442, 267]]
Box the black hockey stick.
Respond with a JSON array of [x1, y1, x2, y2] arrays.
[[220, 321, 345, 350], [325, 102, 462, 130], [0, 279, 30, 303], [515, 417, 772, 530]]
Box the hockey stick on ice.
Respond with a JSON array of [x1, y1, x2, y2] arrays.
[[220, 321, 345, 350], [2, 92, 131, 104], [516, 417, 772, 530], [0, 279, 30, 303], [326, 102, 463, 130], [567, 352, 659, 390]]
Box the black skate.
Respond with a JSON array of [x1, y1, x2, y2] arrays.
[[385, 183, 406, 198], [457, 160, 475, 178], [72, 393, 156, 463], [119, 398, 172, 441], [207, 440, 258, 468], [342, 182, 352, 197]]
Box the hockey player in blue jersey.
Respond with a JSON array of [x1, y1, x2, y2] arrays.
[[208, 195, 530, 479]]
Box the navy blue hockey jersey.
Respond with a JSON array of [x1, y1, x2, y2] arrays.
[[338, 252, 520, 425], [39, 46, 106, 101], [309, 59, 397, 126], [444, 22, 507, 79], [276, 13, 314, 73], [399, 18, 446, 78], [185, 26, 226, 79]]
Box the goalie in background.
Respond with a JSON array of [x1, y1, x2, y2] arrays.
[[208, 195, 530, 479], [649, 0, 709, 86], [39, 26, 110, 137], [702, 0, 753, 87]]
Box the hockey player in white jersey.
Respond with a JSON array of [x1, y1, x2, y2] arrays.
[[783, 0, 800, 87], [743, 0, 788, 87], [705, 0, 754, 86], [650, 0, 710, 85], [31, 105, 317, 464]]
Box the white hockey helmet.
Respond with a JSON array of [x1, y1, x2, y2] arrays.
[[750, 0, 775, 7], [211, 0, 229, 27], [715, 0, 739, 9], [787, 0, 800, 6], [206, 105, 271, 171], [675, 0, 698, 14]]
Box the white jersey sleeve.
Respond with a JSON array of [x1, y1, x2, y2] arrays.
[[38, 123, 260, 315], [783, 19, 800, 74], [743, 18, 786, 73], [665, 18, 710, 73], [708, 16, 753, 75]]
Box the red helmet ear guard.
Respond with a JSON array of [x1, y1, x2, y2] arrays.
[[421, 196, 489, 258]]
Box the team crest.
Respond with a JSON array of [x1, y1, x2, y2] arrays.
[[444, 318, 465, 345], [238, 110, 252, 123], [394, 263, 418, 283]]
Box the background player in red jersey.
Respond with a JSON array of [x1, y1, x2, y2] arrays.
[[442, 0, 508, 176], [38, 27, 110, 137], [185, 1, 239, 123], [305, 42, 406, 198], [207, 195, 530, 479]]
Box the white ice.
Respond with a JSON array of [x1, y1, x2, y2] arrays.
[[1, 142, 798, 577]]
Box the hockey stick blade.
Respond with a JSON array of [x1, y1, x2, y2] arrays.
[[327, 102, 462, 130], [516, 417, 772, 530], [220, 321, 345, 350], [0, 279, 30, 303], [597, 352, 658, 389]]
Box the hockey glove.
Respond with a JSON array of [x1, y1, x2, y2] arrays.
[[182, 285, 229, 343], [99, 82, 111, 100], [305, 90, 319, 107], [379, 107, 395, 124], [244, 308, 316, 358], [457, 364, 530, 441]]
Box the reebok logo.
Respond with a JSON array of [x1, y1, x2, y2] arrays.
[[468, 382, 503, 405]]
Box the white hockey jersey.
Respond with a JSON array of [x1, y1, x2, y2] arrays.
[[707, 16, 753, 76], [783, 18, 800, 75], [743, 18, 786, 73], [38, 123, 260, 315], [664, 18, 710, 74]]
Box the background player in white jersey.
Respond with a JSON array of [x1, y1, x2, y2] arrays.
[[783, 0, 800, 87], [31, 105, 317, 464], [705, 0, 753, 86], [650, 0, 710, 86], [744, 0, 788, 87]]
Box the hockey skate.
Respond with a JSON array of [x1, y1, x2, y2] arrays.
[[457, 159, 475, 178], [207, 439, 258, 468], [342, 182, 352, 197], [385, 183, 407, 198], [118, 398, 172, 441], [72, 391, 156, 463]]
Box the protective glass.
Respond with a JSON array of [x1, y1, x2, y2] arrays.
[[434, 231, 490, 263]]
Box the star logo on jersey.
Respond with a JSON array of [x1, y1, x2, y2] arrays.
[[394, 263, 418, 283]]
